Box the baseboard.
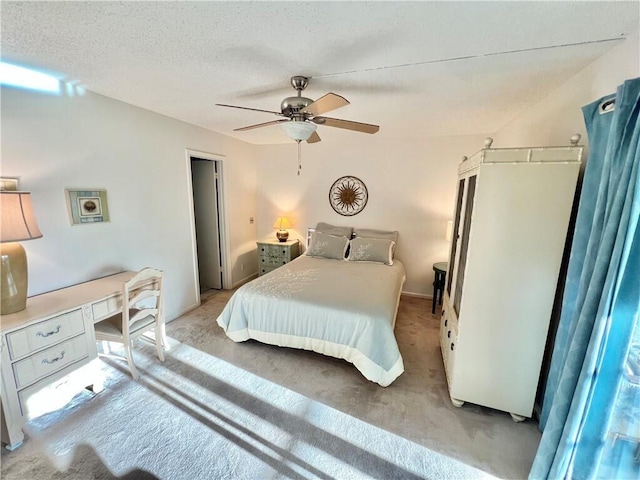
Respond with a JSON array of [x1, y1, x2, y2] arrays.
[[401, 290, 432, 299], [167, 274, 256, 324], [166, 302, 200, 323], [232, 272, 258, 289]]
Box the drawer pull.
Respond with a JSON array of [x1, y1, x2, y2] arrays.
[[450, 343, 455, 351], [42, 351, 66, 365], [36, 325, 62, 338], [447, 330, 451, 338], [444, 319, 448, 326]]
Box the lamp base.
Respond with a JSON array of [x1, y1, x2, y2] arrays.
[[1, 242, 28, 315], [276, 230, 289, 242]]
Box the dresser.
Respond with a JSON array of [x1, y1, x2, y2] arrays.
[[440, 139, 582, 421], [1, 272, 138, 450], [257, 239, 301, 276]]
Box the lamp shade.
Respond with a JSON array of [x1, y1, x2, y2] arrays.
[[273, 217, 292, 230], [1, 191, 42, 315], [1, 191, 43, 242], [281, 121, 317, 141]]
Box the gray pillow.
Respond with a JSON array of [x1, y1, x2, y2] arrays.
[[315, 222, 353, 238], [347, 237, 395, 265], [353, 228, 398, 244], [306, 232, 349, 260]]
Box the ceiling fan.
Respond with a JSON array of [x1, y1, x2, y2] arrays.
[[216, 76, 379, 144]]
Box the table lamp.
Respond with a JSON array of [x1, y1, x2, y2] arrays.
[[1, 191, 43, 315], [273, 216, 292, 242]]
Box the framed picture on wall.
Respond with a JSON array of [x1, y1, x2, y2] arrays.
[[65, 188, 110, 225], [0, 177, 19, 191]]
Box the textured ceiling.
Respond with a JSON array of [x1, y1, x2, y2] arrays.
[[2, 1, 638, 144]]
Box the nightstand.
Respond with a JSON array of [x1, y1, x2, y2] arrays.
[[257, 239, 301, 276]]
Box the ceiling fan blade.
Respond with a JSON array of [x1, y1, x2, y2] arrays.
[[312, 116, 379, 134], [306, 131, 321, 144], [216, 103, 282, 115], [234, 119, 289, 131], [301, 93, 349, 116]]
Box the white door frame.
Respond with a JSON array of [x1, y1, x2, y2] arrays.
[[185, 149, 231, 303]]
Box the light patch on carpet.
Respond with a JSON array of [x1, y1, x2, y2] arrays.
[[3, 337, 496, 480]]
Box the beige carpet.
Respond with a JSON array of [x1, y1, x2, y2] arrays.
[[1, 291, 541, 479]]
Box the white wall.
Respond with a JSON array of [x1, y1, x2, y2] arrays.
[[1, 87, 258, 320], [493, 32, 640, 147], [5, 32, 635, 314], [253, 33, 639, 297], [255, 134, 487, 295]]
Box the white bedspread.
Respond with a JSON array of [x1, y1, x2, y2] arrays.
[[216, 255, 406, 386]]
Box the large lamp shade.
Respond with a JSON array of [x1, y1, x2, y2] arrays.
[[1, 191, 43, 315]]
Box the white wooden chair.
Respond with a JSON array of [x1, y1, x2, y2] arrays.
[[94, 267, 167, 379]]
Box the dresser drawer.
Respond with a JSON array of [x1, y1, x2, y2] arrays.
[[259, 256, 289, 267], [6, 309, 85, 360], [259, 266, 277, 276], [12, 334, 89, 389], [17, 353, 93, 417], [259, 244, 289, 258], [91, 296, 121, 322]]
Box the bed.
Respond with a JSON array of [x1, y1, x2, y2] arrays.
[[216, 224, 406, 386]]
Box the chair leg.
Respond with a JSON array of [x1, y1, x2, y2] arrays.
[[158, 322, 170, 352], [123, 339, 140, 380], [99, 340, 111, 355], [155, 329, 165, 362]]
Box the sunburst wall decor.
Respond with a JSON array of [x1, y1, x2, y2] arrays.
[[329, 176, 368, 216]]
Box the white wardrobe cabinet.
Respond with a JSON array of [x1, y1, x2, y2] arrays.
[[440, 138, 582, 421]]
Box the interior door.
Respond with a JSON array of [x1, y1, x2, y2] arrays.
[[191, 159, 223, 290]]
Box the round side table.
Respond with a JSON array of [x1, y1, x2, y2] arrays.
[[432, 262, 448, 314]]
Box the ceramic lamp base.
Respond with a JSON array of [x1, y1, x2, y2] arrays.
[[276, 230, 289, 242], [1, 242, 28, 315]]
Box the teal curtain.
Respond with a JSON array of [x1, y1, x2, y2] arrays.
[[530, 77, 640, 479]]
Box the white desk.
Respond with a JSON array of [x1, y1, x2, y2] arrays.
[[0, 271, 137, 450]]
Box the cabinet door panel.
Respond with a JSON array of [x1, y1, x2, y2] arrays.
[[454, 175, 477, 316], [447, 178, 465, 296]]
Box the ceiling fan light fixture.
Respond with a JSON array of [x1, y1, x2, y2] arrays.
[[281, 121, 317, 141]]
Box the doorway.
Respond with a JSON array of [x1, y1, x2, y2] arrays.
[[190, 157, 224, 294]]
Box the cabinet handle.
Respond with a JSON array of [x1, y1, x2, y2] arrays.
[[36, 325, 62, 338], [450, 343, 455, 351], [261, 247, 265, 252], [447, 330, 451, 338], [42, 350, 66, 365], [444, 319, 448, 326]]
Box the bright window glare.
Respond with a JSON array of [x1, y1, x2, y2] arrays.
[[0, 62, 61, 94]]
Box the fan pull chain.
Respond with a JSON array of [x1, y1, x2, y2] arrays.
[[297, 140, 302, 175]]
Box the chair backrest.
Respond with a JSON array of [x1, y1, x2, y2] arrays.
[[121, 267, 164, 337]]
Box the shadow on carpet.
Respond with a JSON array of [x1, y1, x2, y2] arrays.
[[1, 339, 494, 479]]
